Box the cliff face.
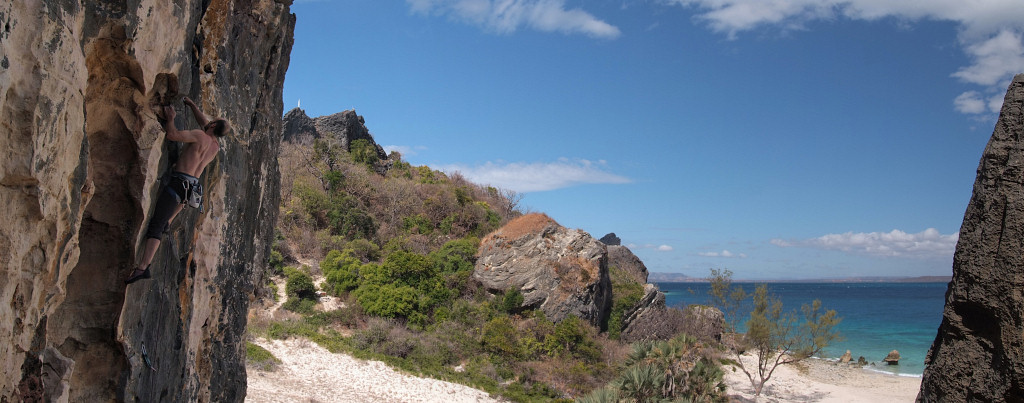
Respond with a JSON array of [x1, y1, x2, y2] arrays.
[[0, 1, 294, 401], [918, 74, 1024, 402]]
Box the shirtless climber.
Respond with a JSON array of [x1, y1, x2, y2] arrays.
[[125, 97, 230, 284]]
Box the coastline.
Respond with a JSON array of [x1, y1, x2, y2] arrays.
[[723, 353, 921, 402]]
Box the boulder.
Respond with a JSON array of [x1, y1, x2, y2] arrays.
[[884, 350, 900, 365], [918, 74, 1024, 402], [840, 350, 852, 364], [0, 1, 294, 400], [474, 214, 611, 326], [857, 356, 868, 366], [619, 304, 724, 343], [608, 244, 649, 284]]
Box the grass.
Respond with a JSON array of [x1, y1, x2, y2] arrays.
[[246, 342, 282, 372]]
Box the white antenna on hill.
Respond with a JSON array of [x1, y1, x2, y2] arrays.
[[298, 99, 301, 108]]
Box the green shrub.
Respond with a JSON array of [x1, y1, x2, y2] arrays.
[[402, 213, 433, 235], [480, 316, 519, 357], [267, 250, 285, 275], [544, 315, 601, 362], [246, 342, 282, 372], [354, 283, 418, 318], [285, 270, 317, 301], [321, 250, 362, 295], [607, 266, 645, 340], [350, 139, 379, 167], [499, 289, 524, 314]]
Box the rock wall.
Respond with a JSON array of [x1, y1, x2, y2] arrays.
[[918, 74, 1024, 402], [0, 0, 294, 401]]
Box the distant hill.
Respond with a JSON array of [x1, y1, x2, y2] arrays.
[[648, 272, 952, 283]]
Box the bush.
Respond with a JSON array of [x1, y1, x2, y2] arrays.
[[499, 289, 524, 314], [285, 269, 317, 301], [481, 316, 520, 357], [246, 342, 282, 372], [350, 139, 379, 167], [544, 315, 601, 362]]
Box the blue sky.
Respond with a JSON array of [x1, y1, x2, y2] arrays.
[[282, 0, 1024, 279]]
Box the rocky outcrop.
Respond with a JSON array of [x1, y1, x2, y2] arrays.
[[281, 108, 318, 143], [474, 214, 612, 325], [918, 74, 1024, 402], [0, 1, 294, 401], [599, 232, 621, 246], [620, 303, 724, 343], [281, 107, 387, 159], [608, 244, 649, 284], [884, 350, 900, 365]]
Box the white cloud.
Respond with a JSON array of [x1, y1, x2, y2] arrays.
[[665, 0, 1024, 117], [697, 249, 746, 258], [407, 0, 621, 38], [627, 243, 676, 252], [772, 228, 958, 259], [437, 158, 631, 192], [954, 91, 988, 114], [952, 30, 1024, 87], [382, 145, 427, 157]]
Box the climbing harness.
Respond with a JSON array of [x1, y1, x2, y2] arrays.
[[171, 172, 204, 212]]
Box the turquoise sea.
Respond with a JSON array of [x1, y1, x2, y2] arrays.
[[657, 282, 948, 376]]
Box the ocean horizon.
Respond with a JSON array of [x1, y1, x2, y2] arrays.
[[657, 281, 948, 376]]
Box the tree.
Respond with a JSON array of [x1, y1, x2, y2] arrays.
[[708, 270, 842, 398]]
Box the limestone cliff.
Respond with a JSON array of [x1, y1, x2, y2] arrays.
[[0, 0, 294, 401], [917, 74, 1024, 402]]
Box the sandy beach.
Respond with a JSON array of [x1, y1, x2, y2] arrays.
[[248, 277, 920, 402], [246, 337, 497, 403], [722, 353, 922, 402], [246, 337, 921, 402]]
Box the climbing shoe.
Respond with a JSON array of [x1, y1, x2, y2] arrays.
[[125, 265, 151, 284]]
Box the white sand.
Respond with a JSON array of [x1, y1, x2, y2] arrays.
[[245, 337, 497, 403], [723, 353, 922, 402]]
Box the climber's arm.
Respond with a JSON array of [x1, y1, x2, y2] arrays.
[[183, 97, 210, 128], [162, 105, 200, 143]]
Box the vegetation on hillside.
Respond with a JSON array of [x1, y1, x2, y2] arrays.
[[249, 133, 731, 401]]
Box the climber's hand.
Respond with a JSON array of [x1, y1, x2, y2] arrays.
[[183, 96, 196, 107], [164, 105, 176, 120]]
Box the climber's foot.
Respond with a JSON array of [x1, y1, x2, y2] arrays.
[[125, 265, 151, 284]]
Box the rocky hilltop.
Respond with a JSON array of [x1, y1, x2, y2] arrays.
[[0, 1, 293, 401], [282, 107, 387, 160], [918, 74, 1024, 402]]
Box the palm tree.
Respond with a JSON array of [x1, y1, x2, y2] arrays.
[[616, 364, 664, 403]]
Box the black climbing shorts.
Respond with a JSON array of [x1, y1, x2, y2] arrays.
[[143, 172, 201, 240]]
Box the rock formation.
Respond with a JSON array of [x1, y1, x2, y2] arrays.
[[918, 74, 1024, 402], [474, 214, 612, 325], [884, 350, 900, 365], [840, 350, 852, 364], [599, 232, 621, 246], [281, 107, 387, 160], [608, 244, 650, 284], [0, 1, 294, 401]]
